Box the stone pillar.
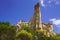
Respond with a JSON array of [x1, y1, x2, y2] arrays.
[[34, 2, 42, 30]]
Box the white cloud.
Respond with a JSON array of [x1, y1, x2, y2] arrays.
[[34, 0, 60, 7], [50, 18, 60, 27], [47, 0, 60, 5], [40, 0, 45, 7], [43, 0, 60, 7]]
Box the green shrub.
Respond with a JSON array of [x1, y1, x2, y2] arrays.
[[16, 30, 33, 40]]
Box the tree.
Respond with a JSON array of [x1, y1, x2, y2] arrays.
[[55, 34, 60, 40], [0, 22, 16, 40], [20, 26, 34, 34], [35, 29, 46, 40], [16, 30, 33, 40]]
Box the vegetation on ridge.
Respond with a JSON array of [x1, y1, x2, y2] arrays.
[[0, 22, 60, 40]]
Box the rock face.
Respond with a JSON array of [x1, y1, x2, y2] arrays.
[[33, 2, 41, 30], [17, 2, 56, 37]]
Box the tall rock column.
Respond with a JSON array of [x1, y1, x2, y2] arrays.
[[33, 2, 42, 30]]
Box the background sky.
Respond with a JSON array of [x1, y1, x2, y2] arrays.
[[0, 0, 60, 33]]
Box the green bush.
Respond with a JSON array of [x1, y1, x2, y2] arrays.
[[34, 29, 46, 40], [55, 34, 60, 40], [16, 30, 33, 40], [0, 22, 16, 40]]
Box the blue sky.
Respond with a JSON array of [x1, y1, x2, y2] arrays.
[[0, 0, 60, 33]]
